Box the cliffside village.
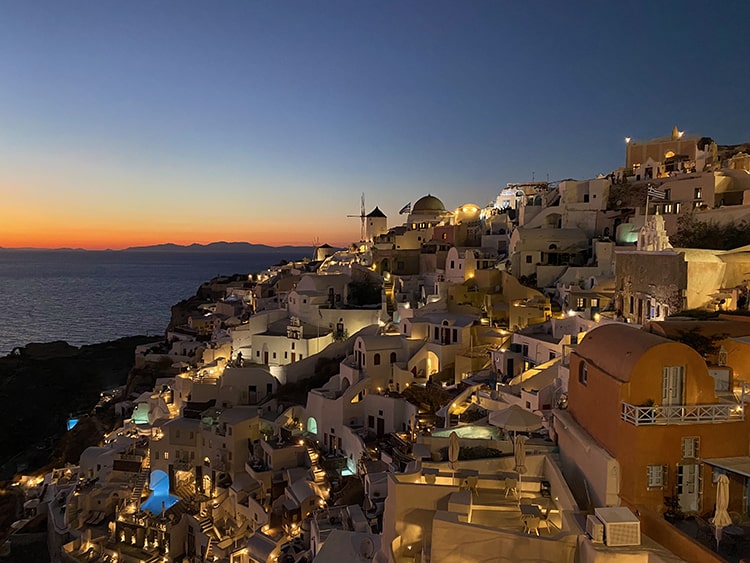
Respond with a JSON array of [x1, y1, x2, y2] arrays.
[[11, 128, 750, 562]]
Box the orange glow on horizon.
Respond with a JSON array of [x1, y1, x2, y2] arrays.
[[0, 231, 353, 251], [1, 186, 357, 249]]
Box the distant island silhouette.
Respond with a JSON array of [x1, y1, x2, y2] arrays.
[[0, 241, 319, 253]]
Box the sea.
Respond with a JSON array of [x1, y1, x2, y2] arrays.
[[0, 249, 310, 356]]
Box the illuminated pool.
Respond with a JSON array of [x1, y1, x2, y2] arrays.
[[433, 425, 501, 440]]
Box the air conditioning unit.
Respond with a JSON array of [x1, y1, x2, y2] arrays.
[[595, 507, 641, 547], [586, 514, 604, 543]]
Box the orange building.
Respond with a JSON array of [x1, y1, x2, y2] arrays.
[[564, 323, 749, 518]]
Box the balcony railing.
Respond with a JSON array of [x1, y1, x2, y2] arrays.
[[621, 402, 744, 426]]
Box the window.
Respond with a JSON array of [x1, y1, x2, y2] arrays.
[[164, 451, 169, 460], [662, 366, 685, 406], [450, 260, 455, 269], [284, 351, 288, 359], [576, 297, 585, 308], [579, 362, 588, 385], [272, 352, 276, 359], [452, 328, 457, 343], [525, 255, 532, 264], [591, 298, 599, 308], [664, 188, 671, 200], [228, 427, 232, 436], [681, 436, 700, 459], [374, 353, 381, 366], [390, 352, 397, 363], [647, 464, 667, 489], [694, 187, 702, 200]]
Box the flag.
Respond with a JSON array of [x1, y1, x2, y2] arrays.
[[647, 186, 666, 200], [399, 202, 411, 214]]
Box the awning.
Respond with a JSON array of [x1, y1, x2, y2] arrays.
[[704, 457, 750, 478]]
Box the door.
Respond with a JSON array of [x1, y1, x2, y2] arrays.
[[264, 351, 269, 365], [677, 463, 700, 513], [376, 417, 385, 438], [662, 366, 685, 406]]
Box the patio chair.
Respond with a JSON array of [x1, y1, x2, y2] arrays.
[[466, 475, 479, 496], [539, 505, 556, 534], [504, 478, 518, 498], [524, 516, 541, 536], [695, 516, 715, 545]]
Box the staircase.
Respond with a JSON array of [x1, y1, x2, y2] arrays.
[[130, 467, 151, 504], [383, 280, 395, 315], [197, 515, 213, 534], [307, 446, 327, 485]]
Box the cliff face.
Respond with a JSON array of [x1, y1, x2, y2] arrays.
[[0, 335, 161, 479]]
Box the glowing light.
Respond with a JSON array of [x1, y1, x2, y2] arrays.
[[567, 310, 576, 317], [624, 137, 631, 144], [677, 130, 685, 138]]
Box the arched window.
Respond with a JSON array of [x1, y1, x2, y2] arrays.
[[374, 353, 381, 366], [579, 362, 588, 385], [390, 352, 397, 364], [307, 417, 318, 435]]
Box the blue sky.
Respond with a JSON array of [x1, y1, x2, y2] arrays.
[[1, 0, 748, 247]]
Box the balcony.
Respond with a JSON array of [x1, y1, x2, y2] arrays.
[[621, 402, 744, 426]]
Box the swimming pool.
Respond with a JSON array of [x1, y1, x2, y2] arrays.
[[433, 425, 501, 440]]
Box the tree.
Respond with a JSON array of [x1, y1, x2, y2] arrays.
[[672, 214, 750, 250]]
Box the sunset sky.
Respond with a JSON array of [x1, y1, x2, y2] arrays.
[[1, 1, 748, 249]]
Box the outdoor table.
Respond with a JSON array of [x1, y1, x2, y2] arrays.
[[520, 504, 543, 519]]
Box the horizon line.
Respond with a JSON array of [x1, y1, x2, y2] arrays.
[[0, 240, 334, 252]]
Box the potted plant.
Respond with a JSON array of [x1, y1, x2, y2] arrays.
[[663, 495, 683, 523], [639, 398, 656, 423]]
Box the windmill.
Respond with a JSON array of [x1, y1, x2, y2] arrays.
[[347, 192, 366, 241]]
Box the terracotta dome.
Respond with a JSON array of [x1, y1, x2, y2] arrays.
[[412, 194, 446, 214]]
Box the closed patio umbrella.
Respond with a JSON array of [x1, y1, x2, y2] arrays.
[[711, 474, 732, 546], [448, 431, 460, 486], [514, 435, 528, 504]]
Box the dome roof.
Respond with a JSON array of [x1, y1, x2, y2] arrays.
[[412, 194, 445, 214]]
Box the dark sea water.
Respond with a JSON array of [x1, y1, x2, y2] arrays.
[[0, 249, 308, 356]]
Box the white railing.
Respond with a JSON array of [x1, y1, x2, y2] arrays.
[[621, 402, 744, 426]]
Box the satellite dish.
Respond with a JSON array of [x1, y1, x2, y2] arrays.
[[359, 537, 375, 559]]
